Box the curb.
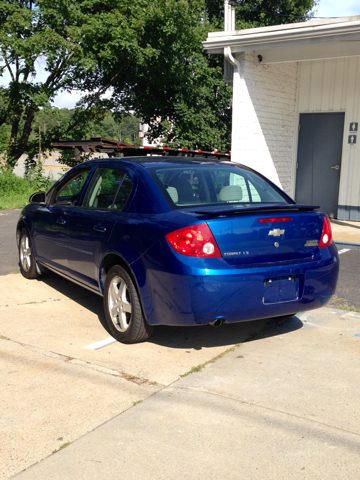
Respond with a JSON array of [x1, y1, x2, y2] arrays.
[[335, 240, 360, 250]]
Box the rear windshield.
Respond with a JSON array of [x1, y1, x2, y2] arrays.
[[147, 165, 289, 208]]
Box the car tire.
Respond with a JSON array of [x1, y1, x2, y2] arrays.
[[103, 265, 154, 344], [19, 228, 40, 279]]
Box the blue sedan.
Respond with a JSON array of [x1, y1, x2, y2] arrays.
[[17, 157, 339, 343]]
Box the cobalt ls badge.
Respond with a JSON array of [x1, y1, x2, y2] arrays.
[[304, 239, 319, 247]]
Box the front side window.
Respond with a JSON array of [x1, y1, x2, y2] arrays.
[[55, 170, 91, 206], [148, 165, 288, 208], [83, 167, 133, 210]]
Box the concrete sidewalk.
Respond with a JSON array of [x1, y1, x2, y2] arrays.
[[1, 214, 359, 479], [13, 307, 360, 480], [331, 219, 360, 245], [0, 273, 272, 480]]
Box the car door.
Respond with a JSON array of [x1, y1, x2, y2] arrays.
[[32, 168, 92, 273], [65, 166, 135, 289]]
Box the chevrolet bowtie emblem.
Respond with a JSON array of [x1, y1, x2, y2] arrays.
[[268, 228, 285, 237]]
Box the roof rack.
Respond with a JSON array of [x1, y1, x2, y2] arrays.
[[50, 137, 231, 162]]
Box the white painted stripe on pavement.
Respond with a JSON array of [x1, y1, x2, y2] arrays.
[[338, 249, 350, 254], [84, 337, 117, 350]]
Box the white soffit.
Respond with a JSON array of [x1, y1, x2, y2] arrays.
[[256, 40, 360, 63], [203, 16, 360, 63]]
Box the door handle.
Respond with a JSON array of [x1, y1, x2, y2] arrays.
[[331, 165, 340, 170], [56, 217, 66, 225], [93, 224, 107, 233]]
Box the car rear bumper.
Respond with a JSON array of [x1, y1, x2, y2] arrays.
[[134, 244, 339, 327]]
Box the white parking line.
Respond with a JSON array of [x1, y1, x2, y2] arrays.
[[338, 248, 351, 254], [84, 337, 117, 350]]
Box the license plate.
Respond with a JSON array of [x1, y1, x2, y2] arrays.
[[263, 276, 299, 304]]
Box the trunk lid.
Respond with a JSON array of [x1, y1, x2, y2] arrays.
[[204, 207, 324, 266]]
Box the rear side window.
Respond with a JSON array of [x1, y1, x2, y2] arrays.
[[83, 168, 133, 210], [148, 165, 287, 208], [113, 175, 133, 210]]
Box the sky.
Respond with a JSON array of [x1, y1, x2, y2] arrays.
[[313, 0, 360, 18], [1, 0, 359, 110]]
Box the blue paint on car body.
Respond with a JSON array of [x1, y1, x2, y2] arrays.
[[16, 156, 339, 342]]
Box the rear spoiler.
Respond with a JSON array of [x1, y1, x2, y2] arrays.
[[193, 204, 321, 217]]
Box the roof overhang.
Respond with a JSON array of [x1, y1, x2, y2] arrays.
[[203, 16, 360, 63]]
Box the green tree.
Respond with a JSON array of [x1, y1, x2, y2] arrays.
[[0, 0, 148, 169], [73, 0, 233, 152], [206, 0, 317, 30], [1, 1, 78, 167], [0, 0, 317, 169], [77, 0, 316, 152], [0, 123, 10, 152]]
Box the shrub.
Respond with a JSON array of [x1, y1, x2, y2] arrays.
[[0, 163, 53, 209], [0, 168, 31, 195]]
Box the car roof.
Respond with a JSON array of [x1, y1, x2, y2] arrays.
[[79, 156, 236, 169]]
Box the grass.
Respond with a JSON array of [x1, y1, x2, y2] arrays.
[[59, 442, 71, 450], [330, 296, 360, 313], [0, 167, 52, 210], [0, 192, 33, 210], [180, 344, 241, 377], [22, 300, 47, 305], [53, 442, 71, 454]]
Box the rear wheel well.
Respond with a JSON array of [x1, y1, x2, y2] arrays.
[[100, 253, 149, 325], [102, 253, 127, 272], [101, 254, 136, 292]]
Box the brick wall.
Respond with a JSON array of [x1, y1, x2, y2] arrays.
[[231, 52, 298, 195]]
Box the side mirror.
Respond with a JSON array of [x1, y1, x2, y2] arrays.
[[29, 191, 46, 204]]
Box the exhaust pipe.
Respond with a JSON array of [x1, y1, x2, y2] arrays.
[[209, 318, 223, 327]]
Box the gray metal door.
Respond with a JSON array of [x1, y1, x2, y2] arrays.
[[295, 113, 344, 218]]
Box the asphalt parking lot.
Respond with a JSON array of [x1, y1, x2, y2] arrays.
[[0, 210, 20, 276], [2, 208, 360, 308], [1, 209, 360, 479], [329, 247, 360, 310]]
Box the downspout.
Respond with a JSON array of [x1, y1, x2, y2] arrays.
[[223, 0, 239, 71], [224, 1, 242, 162], [224, 46, 241, 73]]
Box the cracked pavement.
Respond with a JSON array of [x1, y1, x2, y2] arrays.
[[0, 272, 271, 479], [2, 209, 360, 479], [10, 306, 360, 480]]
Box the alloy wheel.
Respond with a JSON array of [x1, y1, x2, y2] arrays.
[[108, 275, 132, 332], [20, 235, 32, 273]]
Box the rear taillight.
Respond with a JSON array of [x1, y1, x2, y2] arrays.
[[166, 223, 221, 258], [319, 216, 333, 248]]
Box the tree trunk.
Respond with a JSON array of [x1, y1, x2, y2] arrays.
[[7, 115, 21, 169], [6, 107, 36, 169], [20, 107, 35, 152]]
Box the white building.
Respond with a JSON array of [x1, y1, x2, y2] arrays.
[[203, 9, 360, 220]]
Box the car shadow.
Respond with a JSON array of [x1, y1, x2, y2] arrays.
[[149, 316, 303, 350], [39, 271, 303, 350], [39, 270, 105, 315]]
